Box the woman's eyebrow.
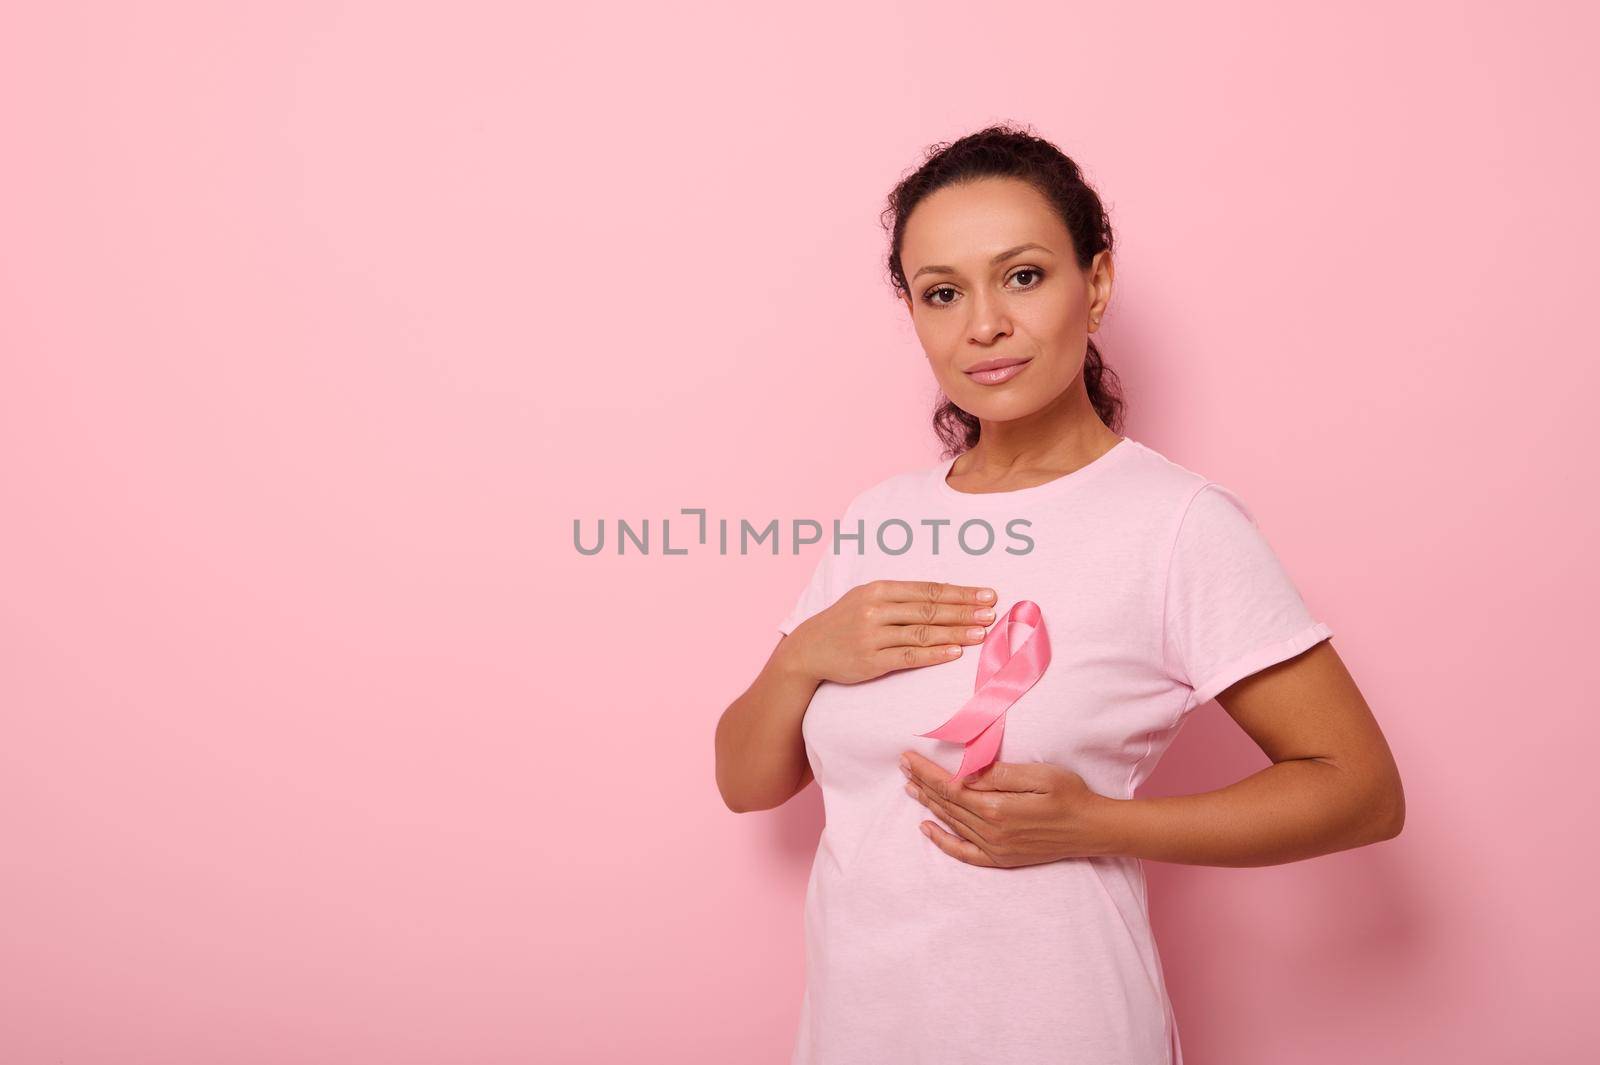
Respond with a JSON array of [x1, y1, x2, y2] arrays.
[[911, 242, 1053, 281]]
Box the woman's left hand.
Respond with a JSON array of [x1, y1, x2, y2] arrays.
[[899, 750, 1119, 866]]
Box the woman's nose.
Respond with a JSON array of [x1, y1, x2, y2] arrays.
[[965, 290, 1012, 343]]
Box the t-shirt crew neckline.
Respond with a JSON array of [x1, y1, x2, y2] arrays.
[[933, 436, 1136, 504]]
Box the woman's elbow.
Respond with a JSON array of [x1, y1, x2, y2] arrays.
[[722, 791, 777, 814], [718, 769, 807, 814], [717, 766, 770, 814], [715, 748, 810, 814], [1368, 773, 1406, 841]]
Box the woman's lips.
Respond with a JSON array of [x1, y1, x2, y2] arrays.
[[963, 358, 1032, 385]]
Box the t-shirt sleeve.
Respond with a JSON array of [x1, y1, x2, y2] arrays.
[[1162, 482, 1333, 712], [776, 549, 837, 637], [776, 502, 861, 637]]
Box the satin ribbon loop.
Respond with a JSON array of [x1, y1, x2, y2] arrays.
[[914, 599, 1052, 783]]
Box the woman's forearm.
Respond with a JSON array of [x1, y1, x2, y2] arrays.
[[1091, 757, 1402, 867], [714, 638, 821, 813]]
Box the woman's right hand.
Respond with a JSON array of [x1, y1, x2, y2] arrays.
[[782, 580, 999, 685]]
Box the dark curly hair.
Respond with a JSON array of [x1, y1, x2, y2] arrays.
[[881, 122, 1125, 458]]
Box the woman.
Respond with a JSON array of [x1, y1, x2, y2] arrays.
[[714, 124, 1404, 1065]]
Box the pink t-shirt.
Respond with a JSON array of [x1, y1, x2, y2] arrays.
[[776, 437, 1333, 1065]]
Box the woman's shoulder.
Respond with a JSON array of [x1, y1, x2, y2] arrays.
[[1119, 439, 1215, 497], [1119, 439, 1269, 529]]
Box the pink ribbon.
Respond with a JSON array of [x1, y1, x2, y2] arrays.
[[915, 600, 1052, 783]]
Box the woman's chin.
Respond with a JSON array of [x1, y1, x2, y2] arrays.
[[953, 395, 1052, 422]]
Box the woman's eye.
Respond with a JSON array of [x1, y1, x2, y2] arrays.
[[918, 268, 1044, 308]]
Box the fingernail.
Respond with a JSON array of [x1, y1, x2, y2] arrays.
[[977, 589, 996, 602], [903, 782, 917, 797], [976, 608, 995, 622], [898, 756, 911, 773], [966, 627, 985, 640]]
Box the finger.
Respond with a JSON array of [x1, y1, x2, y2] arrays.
[[871, 580, 997, 610], [872, 642, 969, 673], [902, 751, 1003, 826], [904, 774, 999, 847], [872, 598, 1000, 630], [957, 760, 1052, 794], [875, 621, 991, 652], [918, 817, 998, 866]]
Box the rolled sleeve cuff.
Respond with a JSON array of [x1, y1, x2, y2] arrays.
[[1185, 621, 1334, 713]]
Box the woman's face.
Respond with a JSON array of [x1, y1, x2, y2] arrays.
[[899, 177, 1111, 422]]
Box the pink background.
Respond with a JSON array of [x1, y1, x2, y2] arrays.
[[3, 2, 1595, 1062]]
